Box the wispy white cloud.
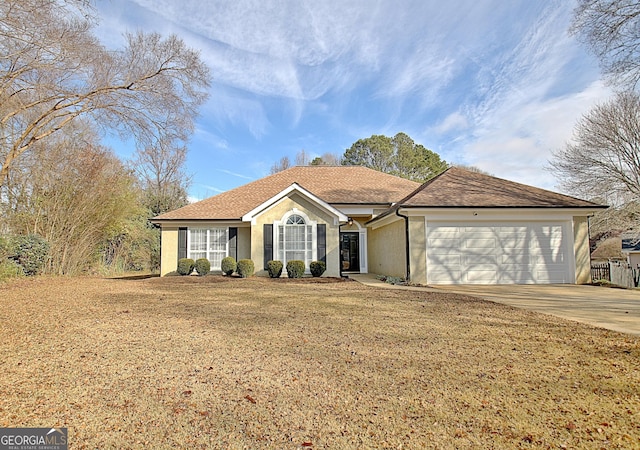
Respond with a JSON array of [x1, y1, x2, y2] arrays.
[[95, 0, 612, 194], [419, 1, 612, 190], [458, 80, 611, 189], [432, 112, 469, 135], [194, 128, 228, 150], [218, 169, 253, 180]]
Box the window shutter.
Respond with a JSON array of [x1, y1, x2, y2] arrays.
[[178, 227, 187, 260], [229, 227, 237, 260], [317, 224, 326, 263], [263, 224, 273, 269]]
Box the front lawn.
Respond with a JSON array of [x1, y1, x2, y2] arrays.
[[0, 276, 638, 448]]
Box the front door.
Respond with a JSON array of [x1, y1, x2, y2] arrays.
[[340, 232, 360, 272]]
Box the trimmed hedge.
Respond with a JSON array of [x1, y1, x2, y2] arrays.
[[266, 260, 283, 278], [221, 256, 236, 276], [236, 259, 255, 278], [309, 260, 326, 277], [194, 258, 211, 276], [286, 260, 305, 278], [177, 258, 195, 276]]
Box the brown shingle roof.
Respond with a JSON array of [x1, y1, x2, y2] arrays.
[[396, 166, 606, 209], [154, 166, 421, 220]]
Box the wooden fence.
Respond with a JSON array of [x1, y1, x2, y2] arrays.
[[591, 261, 640, 288], [590, 263, 609, 282]]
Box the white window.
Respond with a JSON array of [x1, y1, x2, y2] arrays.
[[188, 227, 228, 270], [275, 212, 316, 271]]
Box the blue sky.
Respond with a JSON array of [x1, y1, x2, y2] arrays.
[[95, 0, 611, 201]]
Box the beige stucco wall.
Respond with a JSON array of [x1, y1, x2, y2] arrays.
[[159, 223, 250, 276], [237, 227, 251, 260], [627, 253, 640, 268], [408, 216, 427, 285], [251, 193, 341, 277], [573, 216, 591, 284], [160, 226, 179, 276], [368, 219, 406, 278]]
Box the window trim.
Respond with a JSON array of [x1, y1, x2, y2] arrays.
[[186, 227, 229, 270], [274, 209, 317, 272]]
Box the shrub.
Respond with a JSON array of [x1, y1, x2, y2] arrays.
[[194, 258, 211, 276], [177, 258, 195, 276], [221, 256, 237, 276], [286, 260, 305, 278], [13, 234, 49, 276], [266, 260, 283, 278], [309, 260, 326, 277], [0, 235, 13, 259], [0, 260, 24, 282], [236, 259, 255, 278]]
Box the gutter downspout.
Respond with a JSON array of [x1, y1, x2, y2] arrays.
[[396, 208, 410, 282]]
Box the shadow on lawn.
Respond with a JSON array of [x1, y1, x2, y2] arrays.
[[107, 273, 160, 281]]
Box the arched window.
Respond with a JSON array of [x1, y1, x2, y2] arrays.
[[276, 212, 315, 268], [286, 214, 306, 225]]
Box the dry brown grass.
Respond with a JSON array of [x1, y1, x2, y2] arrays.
[[0, 275, 638, 449]]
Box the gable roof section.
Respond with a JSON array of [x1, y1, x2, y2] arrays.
[[242, 183, 348, 224], [154, 166, 421, 221], [371, 166, 607, 222]]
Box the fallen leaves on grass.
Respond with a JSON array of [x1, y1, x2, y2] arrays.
[[0, 275, 638, 448]]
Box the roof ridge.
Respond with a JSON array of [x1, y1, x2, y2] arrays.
[[154, 165, 421, 221], [368, 167, 452, 222], [444, 166, 605, 207]]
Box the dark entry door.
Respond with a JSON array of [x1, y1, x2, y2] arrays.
[[340, 232, 360, 272]]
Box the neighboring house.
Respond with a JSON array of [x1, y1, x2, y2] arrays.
[[152, 166, 606, 284], [621, 233, 640, 268]]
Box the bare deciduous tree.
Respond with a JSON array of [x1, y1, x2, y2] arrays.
[[4, 122, 141, 274], [270, 156, 292, 174], [310, 152, 342, 166], [571, 0, 640, 90], [294, 149, 310, 166], [131, 139, 191, 216], [0, 0, 211, 186], [549, 91, 640, 201]]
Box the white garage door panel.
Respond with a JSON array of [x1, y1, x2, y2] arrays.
[[464, 239, 495, 249], [463, 255, 497, 264], [467, 270, 498, 283], [435, 255, 462, 265], [428, 229, 461, 238], [428, 270, 461, 283], [536, 271, 567, 283], [501, 255, 532, 264], [426, 222, 572, 284]]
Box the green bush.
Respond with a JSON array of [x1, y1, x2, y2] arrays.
[[177, 258, 195, 276], [286, 260, 305, 278], [0, 235, 13, 259], [13, 234, 49, 276], [0, 260, 24, 282], [221, 256, 237, 276], [309, 260, 326, 277], [266, 260, 283, 278], [194, 258, 211, 276], [236, 259, 255, 278]]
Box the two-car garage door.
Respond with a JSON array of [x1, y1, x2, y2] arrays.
[[426, 222, 572, 284]]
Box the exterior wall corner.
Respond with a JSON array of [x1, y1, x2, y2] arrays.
[[573, 216, 591, 284], [160, 226, 179, 276]]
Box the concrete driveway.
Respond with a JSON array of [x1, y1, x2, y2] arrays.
[[431, 284, 640, 336]]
